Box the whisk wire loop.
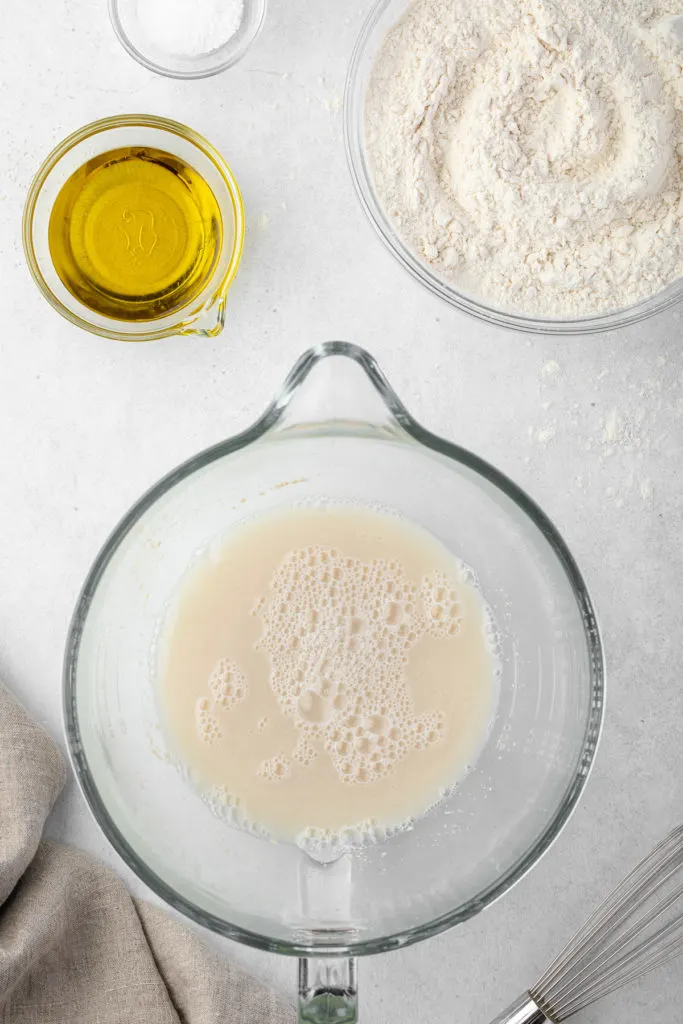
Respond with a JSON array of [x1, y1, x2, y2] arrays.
[[527, 827, 683, 1021]]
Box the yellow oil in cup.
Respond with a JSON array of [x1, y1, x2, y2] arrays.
[[23, 115, 244, 341], [48, 147, 222, 322]]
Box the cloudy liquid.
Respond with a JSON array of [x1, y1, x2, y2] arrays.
[[157, 505, 499, 852]]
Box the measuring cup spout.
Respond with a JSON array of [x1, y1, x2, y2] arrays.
[[179, 292, 227, 338]]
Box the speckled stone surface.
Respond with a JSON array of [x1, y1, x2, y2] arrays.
[[1, 1, 682, 1020]]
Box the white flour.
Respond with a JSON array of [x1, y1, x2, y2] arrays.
[[365, 0, 683, 317]]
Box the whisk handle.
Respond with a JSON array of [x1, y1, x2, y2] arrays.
[[486, 993, 551, 1024]]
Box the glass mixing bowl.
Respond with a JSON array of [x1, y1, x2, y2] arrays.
[[344, 0, 683, 336], [64, 342, 604, 1021], [23, 115, 244, 342]]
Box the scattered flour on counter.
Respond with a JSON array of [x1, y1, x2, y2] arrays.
[[365, 0, 683, 316], [527, 355, 678, 507], [640, 478, 655, 501], [535, 424, 557, 445], [603, 407, 625, 445], [323, 90, 343, 115], [542, 360, 562, 379]]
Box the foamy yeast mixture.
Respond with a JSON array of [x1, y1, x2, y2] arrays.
[[157, 505, 499, 852]]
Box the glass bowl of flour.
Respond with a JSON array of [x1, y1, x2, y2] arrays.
[[345, 0, 683, 334]]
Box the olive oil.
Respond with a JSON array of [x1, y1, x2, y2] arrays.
[[48, 147, 222, 321]]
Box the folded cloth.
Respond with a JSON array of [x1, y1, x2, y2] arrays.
[[0, 683, 294, 1023]]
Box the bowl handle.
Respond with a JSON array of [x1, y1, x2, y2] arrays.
[[298, 956, 358, 1023], [263, 342, 415, 440]]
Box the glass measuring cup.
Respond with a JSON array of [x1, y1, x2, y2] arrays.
[[23, 115, 244, 342], [64, 343, 604, 1020]]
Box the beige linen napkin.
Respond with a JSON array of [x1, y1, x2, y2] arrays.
[[0, 682, 295, 1023]]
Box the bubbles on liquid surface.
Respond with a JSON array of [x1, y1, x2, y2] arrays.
[[421, 573, 463, 639], [196, 657, 247, 745], [293, 734, 318, 767], [253, 546, 462, 786], [297, 815, 412, 861], [208, 657, 248, 712], [258, 753, 291, 781], [160, 509, 501, 862], [195, 697, 223, 745], [203, 785, 270, 839]]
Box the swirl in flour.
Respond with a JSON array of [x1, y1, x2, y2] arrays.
[[365, 0, 683, 316]]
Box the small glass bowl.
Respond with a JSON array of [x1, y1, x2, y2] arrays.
[[22, 114, 245, 342], [344, 0, 683, 335], [110, 0, 267, 79]]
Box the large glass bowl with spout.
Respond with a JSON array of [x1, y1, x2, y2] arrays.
[[64, 342, 604, 1021]]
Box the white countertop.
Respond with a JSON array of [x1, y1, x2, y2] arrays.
[[1, 2, 682, 1020]]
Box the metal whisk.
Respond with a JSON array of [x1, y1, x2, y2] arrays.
[[488, 826, 683, 1023]]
